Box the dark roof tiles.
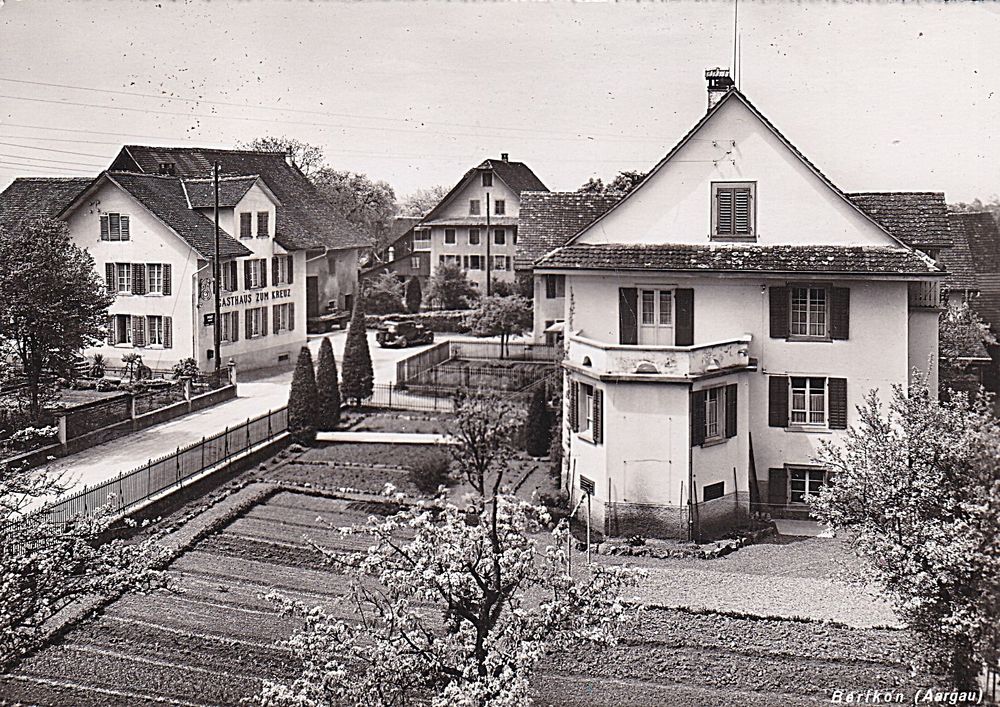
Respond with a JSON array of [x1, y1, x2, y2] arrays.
[[182, 176, 260, 209], [939, 214, 981, 293], [848, 192, 952, 248], [515, 191, 621, 269], [0, 177, 94, 228], [419, 157, 547, 224]]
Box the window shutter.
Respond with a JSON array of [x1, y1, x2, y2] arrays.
[[287, 255, 294, 284], [769, 286, 790, 338], [100, 215, 110, 241], [690, 389, 707, 447], [132, 316, 143, 347], [828, 378, 848, 429], [132, 264, 146, 295], [716, 188, 733, 235], [734, 189, 751, 234], [261, 307, 268, 337], [244, 260, 251, 290], [288, 302, 295, 331], [768, 376, 789, 428], [830, 287, 850, 340], [231, 312, 239, 343], [618, 288, 638, 345], [246, 309, 252, 339], [105, 263, 115, 290], [569, 381, 579, 433], [164, 316, 172, 348], [107, 316, 115, 345], [546, 276, 556, 299], [261, 259, 268, 288], [725, 383, 738, 438], [273, 305, 280, 335], [272, 256, 278, 284], [162, 263, 172, 296], [767, 468, 788, 509], [593, 389, 603, 444], [120, 215, 130, 240], [675, 288, 694, 346]]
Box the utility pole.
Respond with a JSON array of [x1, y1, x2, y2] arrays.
[[213, 161, 222, 372], [485, 189, 492, 296]]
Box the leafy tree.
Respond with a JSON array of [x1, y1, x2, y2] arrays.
[[949, 195, 1000, 227], [577, 176, 605, 193], [810, 381, 1000, 690], [260, 392, 640, 706], [287, 346, 319, 444], [313, 169, 398, 248], [577, 170, 647, 195], [239, 136, 327, 179], [404, 276, 422, 314], [315, 337, 341, 431], [427, 262, 478, 310], [0, 219, 114, 420], [939, 300, 996, 375], [489, 278, 517, 298], [362, 272, 405, 315], [399, 185, 449, 217], [0, 463, 166, 670], [465, 295, 532, 359], [523, 386, 551, 457], [341, 298, 374, 406]]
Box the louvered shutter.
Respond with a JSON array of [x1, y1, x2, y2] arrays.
[[593, 389, 603, 444], [132, 264, 146, 295], [105, 263, 115, 290], [768, 376, 789, 428], [618, 288, 638, 345], [733, 188, 751, 235], [107, 316, 115, 345], [231, 312, 239, 343], [246, 309, 252, 339], [261, 260, 268, 288], [100, 215, 110, 241], [272, 256, 279, 284], [830, 287, 850, 340], [767, 468, 788, 509], [569, 381, 579, 433], [120, 215, 130, 240], [716, 188, 733, 235], [162, 264, 172, 296], [828, 378, 848, 429], [287, 255, 294, 284], [273, 305, 280, 335], [690, 389, 707, 446], [164, 317, 172, 348], [261, 307, 268, 337], [244, 261, 252, 290], [109, 213, 120, 240], [769, 286, 790, 338], [675, 289, 694, 346], [725, 383, 738, 438], [288, 302, 295, 331], [132, 315, 144, 347]]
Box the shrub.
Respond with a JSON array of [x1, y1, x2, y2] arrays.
[[625, 534, 646, 547], [172, 358, 200, 379], [95, 378, 118, 393], [316, 337, 341, 431], [287, 346, 319, 445], [341, 298, 374, 406], [89, 353, 106, 378], [524, 386, 551, 457], [363, 273, 405, 315], [426, 262, 477, 310], [404, 276, 422, 314], [407, 449, 453, 495]]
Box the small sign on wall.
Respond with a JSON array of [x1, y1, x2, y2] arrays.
[[204, 313, 215, 327]]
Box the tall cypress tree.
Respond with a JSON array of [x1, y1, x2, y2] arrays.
[[524, 386, 552, 457], [288, 346, 319, 444], [405, 276, 422, 314], [316, 336, 342, 431], [341, 297, 374, 406]]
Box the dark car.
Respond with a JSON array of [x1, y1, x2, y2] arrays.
[[376, 321, 434, 348]]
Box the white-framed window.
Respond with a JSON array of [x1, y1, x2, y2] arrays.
[[494, 199, 506, 215], [712, 182, 755, 238], [790, 377, 827, 426], [444, 228, 456, 245], [273, 302, 294, 333], [100, 213, 130, 241], [220, 311, 240, 344], [705, 387, 722, 440], [580, 382, 595, 434], [440, 254, 461, 266], [413, 229, 431, 250], [273, 255, 293, 285], [221, 261, 238, 292], [469, 199, 481, 215], [789, 468, 826, 504], [410, 256, 421, 270], [494, 228, 506, 245], [492, 255, 509, 271], [257, 211, 269, 238], [147, 263, 163, 294], [116, 263, 132, 294], [147, 315, 164, 346], [247, 259, 265, 289], [639, 289, 673, 345], [112, 314, 132, 345], [469, 228, 481, 245], [239, 212, 253, 239], [790, 286, 828, 338], [247, 307, 265, 338]]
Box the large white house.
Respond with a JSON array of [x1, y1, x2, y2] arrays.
[[533, 71, 943, 540]]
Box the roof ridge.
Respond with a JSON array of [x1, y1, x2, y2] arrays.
[[124, 144, 286, 157], [182, 174, 260, 183]]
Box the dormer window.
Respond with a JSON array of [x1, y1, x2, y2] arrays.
[[482, 172, 493, 187], [712, 182, 755, 239], [240, 212, 252, 239], [158, 162, 176, 175], [257, 211, 269, 238]]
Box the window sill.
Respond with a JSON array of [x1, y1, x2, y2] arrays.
[[709, 235, 757, 242], [576, 432, 597, 446], [700, 436, 728, 448], [785, 426, 832, 435], [786, 336, 832, 343], [145, 292, 165, 297]]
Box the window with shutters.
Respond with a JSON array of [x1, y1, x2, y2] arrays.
[[467, 255, 483, 271], [492, 255, 509, 271], [469, 200, 481, 215], [147, 316, 164, 346], [100, 213, 130, 241], [639, 289, 673, 345], [693, 384, 737, 445], [257, 212, 269, 238], [111, 314, 132, 345], [705, 387, 722, 440], [581, 383, 594, 435], [494, 200, 506, 216], [444, 229, 456, 245], [790, 286, 828, 338], [494, 228, 506, 245], [247, 259, 266, 289], [789, 468, 826, 504], [469, 228, 481, 245], [711, 182, 755, 239], [247, 307, 266, 338], [273, 255, 293, 285], [240, 212, 253, 239], [220, 311, 240, 345], [116, 263, 132, 294], [273, 303, 294, 333], [221, 261, 238, 292], [790, 377, 827, 426], [147, 264, 163, 294]]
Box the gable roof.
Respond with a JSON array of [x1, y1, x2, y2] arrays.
[[939, 213, 980, 293], [955, 211, 1000, 329], [515, 191, 621, 269], [419, 157, 548, 225], [535, 243, 940, 277], [565, 88, 908, 251], [110, 146, 366, 252], [182, 176, 260, 209], [847, 192, 952, 249], [0, 177, 94, 228]]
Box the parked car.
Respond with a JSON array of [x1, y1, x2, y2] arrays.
[[376, 321, 434, 348]]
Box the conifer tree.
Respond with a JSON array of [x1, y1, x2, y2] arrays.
[[316, 336, 341, 431], [288, 346, 319, 444], [404, 276, 422, 314], [341, 297, 374, 406], [524, 386, 551, 457]]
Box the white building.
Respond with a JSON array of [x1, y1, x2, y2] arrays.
[[532, 71, 942, 540]]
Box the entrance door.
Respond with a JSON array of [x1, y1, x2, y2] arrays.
[[306, 276, 320, 318], [639, 289, 674, 345]]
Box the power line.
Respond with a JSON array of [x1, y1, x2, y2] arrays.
[[0, 152, 105, 168], [0, 140, 113, 159], [0, 159, 97, 174]]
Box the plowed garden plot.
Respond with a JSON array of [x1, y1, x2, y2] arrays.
[[1, 488, 919, 707]]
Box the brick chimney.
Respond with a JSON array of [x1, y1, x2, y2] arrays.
[[501, 152, 509, 163], [705, 68, 735, 110]]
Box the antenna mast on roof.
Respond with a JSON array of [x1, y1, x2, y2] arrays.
[[733, 0, 739, 89]]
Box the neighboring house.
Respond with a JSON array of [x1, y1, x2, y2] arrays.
[[360, 216, 429, 285], [532, 70, 942, 540], [953, 211, 1000, 395], [515, 191, 621, 345], [107, 146, 366, 323], [415, 154, 548, 290]]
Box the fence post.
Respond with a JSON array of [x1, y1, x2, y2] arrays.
[[146, 459, 152, 500], [224, 427, 229, 460], [201, 437, 206, 468], [388, 383, 392, 409], [246, 418, 251, 451], [175, 446, 181, 484], [267, 410, 273, 440]]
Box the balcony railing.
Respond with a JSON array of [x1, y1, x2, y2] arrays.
[[908, 281, 941, 309], [566, 334, 753, 379]]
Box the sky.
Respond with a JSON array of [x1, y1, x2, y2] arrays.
[[0, 1, 997, 203]]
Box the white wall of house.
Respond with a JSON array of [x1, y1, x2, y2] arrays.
[[533, 274, 565, 344]]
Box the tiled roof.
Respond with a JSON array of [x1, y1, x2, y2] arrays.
[[956, 211, 1000, 330], [377, 216, 421, 251], [939, 214, 981, 293], [419, 157, 548, 224], [107, 173, 251, 259], [0, 177, 94, 228], [515, 191, 621, 269], [182, 176, 259, 209], [847, 192, 952, 248], [419, 216, 520, 227], [536, 243, 940, 276], [111, 146, 366, 251]]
